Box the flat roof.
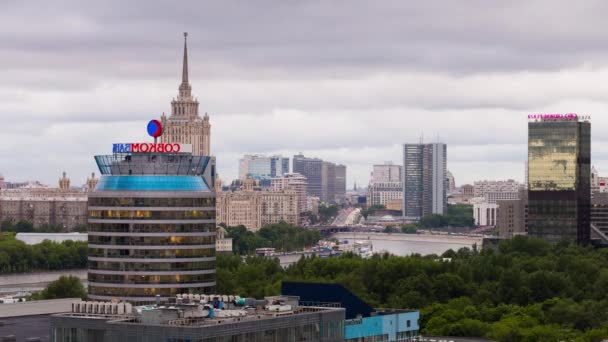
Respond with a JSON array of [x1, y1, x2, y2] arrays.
[[0, 315, 51, 342], [0, 298, 78, 318]]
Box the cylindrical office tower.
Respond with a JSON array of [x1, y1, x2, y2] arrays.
[[87, 150, 216, 302]]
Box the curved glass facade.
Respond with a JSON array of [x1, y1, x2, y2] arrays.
[[88, 152, 216, 302]]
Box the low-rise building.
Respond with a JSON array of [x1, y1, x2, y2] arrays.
[[367, 181, 403, 208], [282, 282, 420, 342], [215, 227, 233, 253], [50, 294, 345, 342], [472, 198, 498, 227], [497, 190, 528, 238]]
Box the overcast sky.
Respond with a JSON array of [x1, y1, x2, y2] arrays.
[[2, 0, 608, 188]]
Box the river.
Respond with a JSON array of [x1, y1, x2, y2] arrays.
[[330, 232, 483, 256]]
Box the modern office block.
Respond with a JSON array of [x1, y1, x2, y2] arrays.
[[527, 117, 590, 244]]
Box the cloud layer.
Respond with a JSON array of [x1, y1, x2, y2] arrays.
[[2, 1, 608, 187]]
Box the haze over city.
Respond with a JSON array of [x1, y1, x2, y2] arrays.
[[3, 1, 608, 186]]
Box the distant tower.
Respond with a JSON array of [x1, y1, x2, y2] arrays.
[[161, 32, 212, 156], [59, 171, 70, 191], [243, 177, 255, 192], [86, 172, 99, 193], [214, 175, 223, 192]]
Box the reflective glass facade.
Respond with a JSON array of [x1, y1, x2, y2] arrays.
[[528, 120, 591, 244], [89, 152, 216, 302]]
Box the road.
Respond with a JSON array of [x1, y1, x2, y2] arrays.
[[332, 207, 360, 226]]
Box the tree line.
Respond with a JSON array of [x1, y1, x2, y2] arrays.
[[216, 236, 608, 341], [0, 234, 87, 273], [1, 220, 87, 233], [225, 222, 321, 255]]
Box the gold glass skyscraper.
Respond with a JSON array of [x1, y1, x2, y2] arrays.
[[527, 116, 590, 244]]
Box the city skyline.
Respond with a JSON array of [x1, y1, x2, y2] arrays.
[[4, 2, 608, 187]]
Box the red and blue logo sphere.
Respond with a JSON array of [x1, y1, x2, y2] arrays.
[[147, 120, 163, 138]]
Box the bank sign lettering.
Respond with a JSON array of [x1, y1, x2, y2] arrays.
[[112, 143, 193, 154]]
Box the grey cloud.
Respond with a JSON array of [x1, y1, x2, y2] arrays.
[[3, 1, 608, 185]]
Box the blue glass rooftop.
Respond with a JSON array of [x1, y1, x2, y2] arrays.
[[96, 176, 210, 192]]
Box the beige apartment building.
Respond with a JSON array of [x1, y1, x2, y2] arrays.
[[0, 172, 98, 230], [216, 178, 299, 231]]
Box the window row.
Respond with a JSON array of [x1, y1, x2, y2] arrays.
[[89, 248, 215, 258], [89, 223, 216, 233], [89, 236, 215, 246], [90, 210, 215, 220], [88, 273, 215, 284], [89, 260, 215, 271], [89, 197, 215, 207]]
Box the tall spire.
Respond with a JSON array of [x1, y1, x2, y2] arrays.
[[178, 32, 192, 98], [182, 32, 189, 84]]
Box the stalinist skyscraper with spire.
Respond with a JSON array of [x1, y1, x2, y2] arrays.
[[160, 33, 211, 156]]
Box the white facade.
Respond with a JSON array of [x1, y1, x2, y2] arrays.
[[485, 191, 519, 204], [473, 199, 499, 226], [371, 163, 402, 183], [431, 143, 447, 215], [215, 227, 233, 253]]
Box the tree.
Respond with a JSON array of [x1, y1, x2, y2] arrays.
[[383, 225, 398, 234], [14, 220, 34, 233], [401, 223, 418, 234], [33, 275, 86, 300]]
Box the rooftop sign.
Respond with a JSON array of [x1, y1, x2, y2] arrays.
[[147, 120, 163, 138], [112, 143, 193, 154], [528, 113, 590, 121]]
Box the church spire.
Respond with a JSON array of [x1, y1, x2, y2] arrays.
[[182, 32, 189, 84]]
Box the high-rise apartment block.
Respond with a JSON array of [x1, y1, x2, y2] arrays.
[[238, 155, 289, 181], [160, 33, 211, 156], [271, 173, 308, 215], [293, 154, 346, 204], [527, 115, 590, 244], [402, 143, 447, 219], [293, 154, 323, 199]]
